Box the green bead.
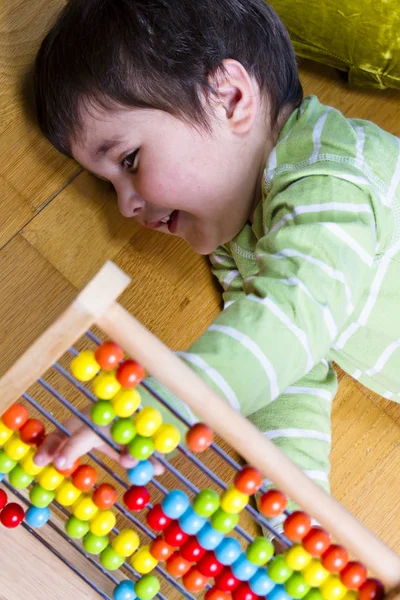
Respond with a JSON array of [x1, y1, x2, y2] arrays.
[[8, 464, 34, 489], [135, 574, 161, 600], [100, 545, 125, 570], [83, 532, 109, 554], [246, 537, 274, 566], [128, 435, 155, 460], [285, 574, 311, 599], [268, 555, 293, 584], [0, 450, 17, 473], [193, 489, 220, 518], [211, 508, 239, 533], [111, 418, 136, 445], [29, 484, 56, 508], [65, 515, 90, 539], [304, 590, 324, 600], [91, 401, 116, 426]]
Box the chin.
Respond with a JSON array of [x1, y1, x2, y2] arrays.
[[187, 237, 220, 256]]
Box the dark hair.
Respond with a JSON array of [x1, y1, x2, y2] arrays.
[[34, 0, 303, 157]]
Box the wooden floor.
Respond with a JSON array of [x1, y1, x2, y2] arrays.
[[0, 1, 400, 598]]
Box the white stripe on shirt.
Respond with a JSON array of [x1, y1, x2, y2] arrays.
[[323, 223, 374, 266], [284, 386, 333, 401], [310, 109, 332, 163], [264, 428, 331, 443], [365, 339, 400, 376], [270, 202, 372, 234]]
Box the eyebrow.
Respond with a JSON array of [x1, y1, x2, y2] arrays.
[[92, 138, 125, 160]]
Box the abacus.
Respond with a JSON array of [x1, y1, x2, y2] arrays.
[[0, 262, 399, 600]]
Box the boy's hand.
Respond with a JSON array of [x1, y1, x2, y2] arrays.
[[34, 406, 165, 475]]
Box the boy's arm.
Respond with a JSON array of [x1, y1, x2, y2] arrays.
[[140, 175, 376, 425]]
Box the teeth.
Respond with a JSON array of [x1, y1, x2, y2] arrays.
[[160, 212, 173, 224]]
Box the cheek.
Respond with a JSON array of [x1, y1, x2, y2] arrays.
[[138, 157, 204, 206]]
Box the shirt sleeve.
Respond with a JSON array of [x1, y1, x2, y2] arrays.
[[139, 175, 377, 428]]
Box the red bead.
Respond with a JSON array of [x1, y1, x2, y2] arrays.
[[205, 588, 232, 600], [164, 522, 189, 547], [283, 511, 312, 541], [0, 502, 25, 528], [340, 561, 368, 589], [198, 551, 224, 577], [186, 423, 214, 453], [92, 483, 118, 509], [116, 360, 145, 388], [181, 536, 207, 562], [359, 579, 385, 600], [259, 489, 287, 517], [56, 457, 81, 477], [150, 538, 175, 561], [215, 568, 240, 592], [2, 403, 29, 431], [19, 419, 45, 446], [0, 489, 8, 510], [124, 485, 150, 511], [95, 341, 124, 371], [72, 465, 98, 492], [146, 503, 172, 531], [322, 545, 349, 573], [302, 526, 331, 556], [232, 582, 259, 600], [234, 466, 263, 496], [166, 552, 192, 577], [183, 567, 209, 593]]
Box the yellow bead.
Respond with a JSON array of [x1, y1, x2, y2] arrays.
[[112, 528, 140, 557], [321, 576, 348, 600], [92, 371, 121, 400], [220, 485, 249, 514], [303, 559, 329, 587], [21, 449, 45, 476], [71, 350, 100, 382], [37, 465, 65, 491], [90, 510, 117, 536], [4, 435, 30, 461], [131, 545, 158, 574], [342, 592, 358, 600], [73, 495, 99, 521], [111, 388, 141, 418], [153, 424, 181, 454], [285, 545, 312, 571], [0, 420, 13, 446], [55, 480, 82, 506], [134, 407, 163, 437]]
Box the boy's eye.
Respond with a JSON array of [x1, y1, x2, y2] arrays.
[[121, 149, 139, 172]]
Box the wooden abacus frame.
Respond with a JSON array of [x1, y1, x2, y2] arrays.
[[1, 261, 400, 595]]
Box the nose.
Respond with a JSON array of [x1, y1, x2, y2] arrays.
[[115, 182, 145, 218]]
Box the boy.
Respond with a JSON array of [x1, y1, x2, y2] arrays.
[[33, 0, 400, 526]]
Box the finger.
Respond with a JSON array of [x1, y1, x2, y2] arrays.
[[53, 428, 117, 470], [34, 431, 68, 467], [119, 449, 138, 470], [150, 457, 165, 476]]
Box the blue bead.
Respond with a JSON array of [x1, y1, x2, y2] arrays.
[[161, 490, 190, 520], [179, 507, 206, 535], [127, 461, 154, 486], [268, 584, 291, 600], [249, 569, 275, 595], [0, 473, 4, 482], [215, 537, 242, 565], [196, 523, 224, 551], [25, 506, 51, 528], [232, 553, 258, 581], [113, 580, 137, 600]]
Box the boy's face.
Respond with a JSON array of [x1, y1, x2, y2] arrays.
[[72, 100, 268, 255]]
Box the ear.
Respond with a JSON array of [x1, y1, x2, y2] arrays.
[[208, 59, 260, 134]]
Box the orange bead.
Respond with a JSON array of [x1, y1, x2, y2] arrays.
[[95, 341, 124, 371], [2, 403, 29, 431], [19, 419, 45, 446], [260, 489, 288, 517], [116, 360, 145, 388], [302, 527, 331, 557], [234, 466, 263, 496], [283, 511, 312, 541], [166, 552, 191, 577], [322, 545, 349, 574], [72, 465, 98, 492], [183, 567, 209, 593], [205, 589, 232, 600], [340, 562, 367, 589], [56, 457, 81, 477], [92, 483, 118, 509], [186, 423, 214, 453], [150, 538, 175, 561]]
